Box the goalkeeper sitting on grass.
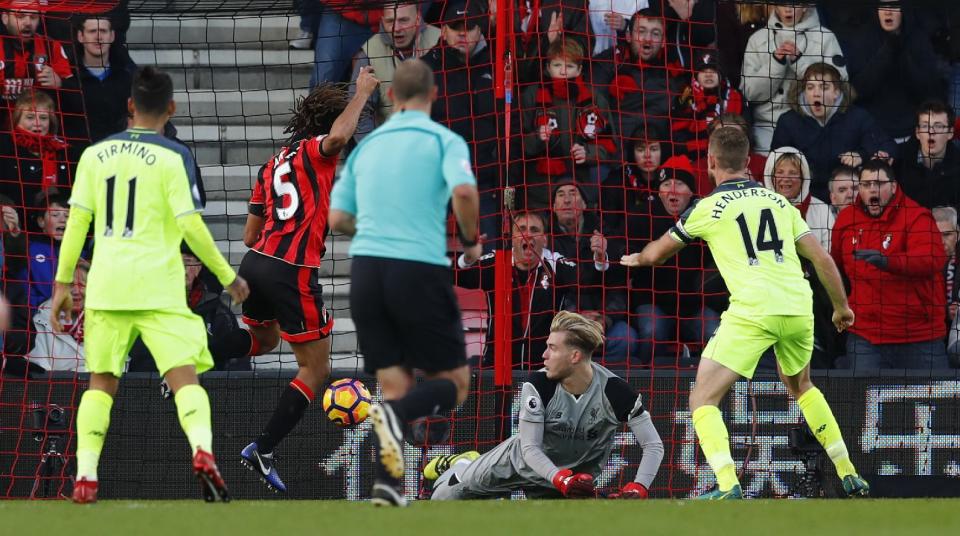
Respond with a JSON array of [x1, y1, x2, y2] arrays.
[[426, 311, 664, 500]]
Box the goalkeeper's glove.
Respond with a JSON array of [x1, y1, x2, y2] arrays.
[[608, 482, 648, 499], [853, 249, 888, 270], [552, 469, 595, 498]]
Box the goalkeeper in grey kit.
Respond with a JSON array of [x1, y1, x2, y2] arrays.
[[425, 311, 664, 499]]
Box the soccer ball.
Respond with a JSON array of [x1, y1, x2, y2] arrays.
[[322, 378, 372, 426]]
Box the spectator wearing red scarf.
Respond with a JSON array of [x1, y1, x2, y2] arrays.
[[0, 89, 75, 216], [671, 49, 744, 164], [521, 38, 615, 207]]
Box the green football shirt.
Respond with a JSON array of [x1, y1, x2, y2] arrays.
[[68, 128, 204, 310], [669, 178, 813, 317]]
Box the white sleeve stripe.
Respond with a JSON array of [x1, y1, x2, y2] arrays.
[[794, 230, 811, 242], [175, 208, 203, 218], [674, 218, 693, 241]]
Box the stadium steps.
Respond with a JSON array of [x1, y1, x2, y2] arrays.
[[127, 14, 364, 370], [127, 15, 300, 51], [171, 89, 305, 126]]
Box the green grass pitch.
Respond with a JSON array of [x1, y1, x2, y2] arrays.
[[2, 499, 959, 535]]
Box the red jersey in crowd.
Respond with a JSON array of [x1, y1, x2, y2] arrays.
[[0, 33, 73, 100]]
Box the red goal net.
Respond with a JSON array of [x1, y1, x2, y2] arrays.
[[2, 0, 958, 501]]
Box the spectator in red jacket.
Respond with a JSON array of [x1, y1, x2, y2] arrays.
[[831, 159, 950, 370], [1, 8, 75, 101]]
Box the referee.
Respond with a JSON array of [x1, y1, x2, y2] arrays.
[[329, 58, 481, 507]]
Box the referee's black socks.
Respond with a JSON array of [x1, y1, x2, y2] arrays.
[[388, 379, 458, 423], [256, 379, 313, 454]]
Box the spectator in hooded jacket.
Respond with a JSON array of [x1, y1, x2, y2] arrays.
[[763, 146, 833, 250], [831, 159, 949, 370], [764, 147, 842, 366], [740, 2, 847, 153], [843, 0, 945, 142], [521, 38, 615, 207], [895, 100, 960, 212], [671, 48, 745, 165], [771, 62, 896, 201]]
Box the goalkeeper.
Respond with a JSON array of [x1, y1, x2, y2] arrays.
[[426, 311, 664, 500]]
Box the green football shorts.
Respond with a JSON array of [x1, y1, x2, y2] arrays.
[[84, 308, 214, 377], [701, 312, 814, 378]]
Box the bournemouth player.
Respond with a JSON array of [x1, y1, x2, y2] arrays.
[[238, 67, 380, 492], [621, 127, 870, 499], [329, 59, 481, 507], [426, 311, 664, 500], [51, 67, 249, 503]]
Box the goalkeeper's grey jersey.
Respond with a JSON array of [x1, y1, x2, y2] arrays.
[[462, 363, 643, 495]]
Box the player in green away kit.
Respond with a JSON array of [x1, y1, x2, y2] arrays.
[[621, 127, 869, 499], [50, 67, 249, 503]]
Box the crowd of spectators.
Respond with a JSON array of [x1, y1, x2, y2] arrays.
[[0, 5, 233, 376], [304, 0, 960, 371], [5, 1, 960, 375]]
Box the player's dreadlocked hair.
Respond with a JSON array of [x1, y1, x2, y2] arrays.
[[550, 311, 605, 358], [284, 82, 352, 140]]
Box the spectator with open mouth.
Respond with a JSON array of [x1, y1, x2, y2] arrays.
[[771, 62, 895, 202]]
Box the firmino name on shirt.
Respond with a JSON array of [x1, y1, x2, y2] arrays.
[[711, 187, 786, 219], [96, 141, 158, 166]]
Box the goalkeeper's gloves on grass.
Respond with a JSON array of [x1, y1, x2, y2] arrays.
[[608, 482, 648, 499], [853, 249, 888, 270], [552, 469, 595, 498]]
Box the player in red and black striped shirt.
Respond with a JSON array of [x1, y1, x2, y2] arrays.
[[238, 67, 380, 492]]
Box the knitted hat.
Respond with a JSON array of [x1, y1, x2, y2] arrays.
[[656, 155, 697, 194]]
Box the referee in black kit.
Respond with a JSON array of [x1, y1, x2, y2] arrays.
[[329, 58, 482, 507]]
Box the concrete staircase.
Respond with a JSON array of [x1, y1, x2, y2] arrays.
[[127, 14, 359, 370]]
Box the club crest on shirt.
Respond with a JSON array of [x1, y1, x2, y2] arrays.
[[882, 234, 892, 250]]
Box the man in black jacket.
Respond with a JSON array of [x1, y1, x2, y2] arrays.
[[67, 14, 137, 145], [423, 0, 506, 246], [895, 100, 960, 211], [454, 211, 608, 369], [547, 178, 635, 363]]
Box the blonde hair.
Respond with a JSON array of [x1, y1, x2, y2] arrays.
[[737, 2, 768, 24], [774, 152, 804, 175], [550, 311, 604, 357], [12, 88, 59, 135]]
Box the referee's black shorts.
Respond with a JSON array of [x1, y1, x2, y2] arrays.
[[350, 256, 467, 374]]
